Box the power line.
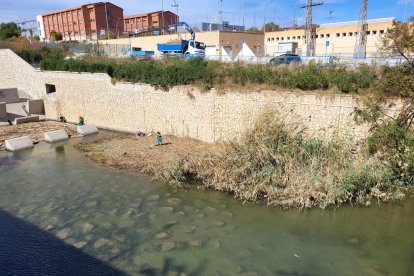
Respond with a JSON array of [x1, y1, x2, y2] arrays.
[[354, 0, 368, 59], [300, 0, 324, 56]]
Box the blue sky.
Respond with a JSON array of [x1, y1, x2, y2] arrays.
[[0, 0, 412, 27]]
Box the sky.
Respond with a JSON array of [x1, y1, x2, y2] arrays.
[[0, 0, 413, 28]]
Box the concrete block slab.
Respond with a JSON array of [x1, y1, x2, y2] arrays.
[[77, 124, 99, 135], [44, 129, 69, 143], [0, 88, 19, 103], [0, 102, 6, 118], [26, 99, 44, 114], [14, 116, 40, 125], [5, 136, 34, 151]]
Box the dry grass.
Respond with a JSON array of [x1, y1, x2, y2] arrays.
[[76, 111, 405, 209], [76, 134, 219, 176]]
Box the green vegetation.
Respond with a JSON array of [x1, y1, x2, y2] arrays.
[[0, 22, 21, 40], [37, 54, 382, 92], [50, 31, 63, 41], [151, 110, 403, 208], [355, 17, 414, 187]]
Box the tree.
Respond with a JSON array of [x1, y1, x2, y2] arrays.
[[0, 22, 21, 40], [247, 27, 262, 33], [264, 22, 281, 32], [50, 31, 63, 41], [355, 16, 414, 185], [380, 17, 414, 66]]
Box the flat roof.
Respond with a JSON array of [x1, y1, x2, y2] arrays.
[[124, 10, 176, 19], [320, 17, 395, 28], [41, 2, 122, 16]]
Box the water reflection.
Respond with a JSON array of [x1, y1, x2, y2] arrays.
[[0, 141, 413, 275]]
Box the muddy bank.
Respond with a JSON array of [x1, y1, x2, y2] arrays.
[[76, 135, 217, 176]]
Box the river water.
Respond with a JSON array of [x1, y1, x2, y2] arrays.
[[0, 140, 413, 275]]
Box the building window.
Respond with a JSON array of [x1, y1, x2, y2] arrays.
[[89, 9, 94, 13], [320, 34, 324, 38], [281, 37, 284, 41], [107, 11, 112, 16], [354, 32, 358, 35], [287, 37, 290, 40], [267, 38, 270, 42], [379, 30, 384, 34], [271, 38, 275, 41], [91, 19, 95, 22], [366, 30, 371, 35], [143, 18, 147, 22], [79, 20, 84, 24], [62, 14, 66, 18], [108, 20, 113, 26], [349, 32, 353, 36], [315, 35, 318, 38], [91, 29, 96, 33], [137, 19, 141, 22], [45, 84, 56, 94], [276, 37, 279, 41], [336, 33, 340, 37], [342, 33, 346, 37], [78, 11, 82, 15], [372, 30, 377, 35]]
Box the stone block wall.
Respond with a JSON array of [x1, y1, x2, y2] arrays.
[[0, 49, 402, 143]]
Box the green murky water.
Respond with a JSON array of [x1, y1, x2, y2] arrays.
[[0, 140, 413, 275]]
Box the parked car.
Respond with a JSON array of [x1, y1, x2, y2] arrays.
[[269, 54, 302, 65]]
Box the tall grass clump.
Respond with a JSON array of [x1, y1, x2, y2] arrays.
[[158, 110, 402, 208]]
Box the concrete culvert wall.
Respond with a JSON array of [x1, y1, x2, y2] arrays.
[[0, 49, 404, 144]]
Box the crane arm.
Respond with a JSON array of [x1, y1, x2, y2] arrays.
[[168, 21, 195, 41]]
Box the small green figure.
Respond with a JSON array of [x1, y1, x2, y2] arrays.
[[78, 116, 85, 126], [156, 132, 163, 145]]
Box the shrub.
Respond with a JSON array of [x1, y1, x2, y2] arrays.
[[155, 109, 397, 208]]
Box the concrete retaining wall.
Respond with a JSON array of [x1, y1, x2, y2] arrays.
[[0, 49, 403, 143], [0, 102, 6, 118], [0, 88, 19, 103], [26, 99, 44, 114]]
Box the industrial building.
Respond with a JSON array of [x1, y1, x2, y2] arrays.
[[264, 18, 394, 57], [37, 2, 124, 41], [100, 30, 264, 60], [200, 21, 245, 32], [124, 11, 178, 33]]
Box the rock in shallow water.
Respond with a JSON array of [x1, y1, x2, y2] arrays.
[[155, 232, 169, 240], [73, 241, 87, 249], [94, 238, 113, 249], [82, 222, 95, 233], [161, 241, 176, 252], [167, 197, 183, 206], [56, 228, 70, 239], [159, 206, 174, 213], [212, 221, 225, 227], [147, 194, 160, 201]]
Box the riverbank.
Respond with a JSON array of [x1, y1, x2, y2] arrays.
[[76, 111, 408, 209]]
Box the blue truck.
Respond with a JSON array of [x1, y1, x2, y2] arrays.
[[130, 47, 154, 59], [156, 22, 206, 58]]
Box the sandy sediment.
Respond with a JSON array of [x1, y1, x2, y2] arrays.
[[75, 134, 215, 175]]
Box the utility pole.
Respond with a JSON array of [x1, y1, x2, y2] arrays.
[[354, 0, 368, 59], [300, 0, 323, 57], [293, 0, 297, 28], [172, 0, 179, 24]]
